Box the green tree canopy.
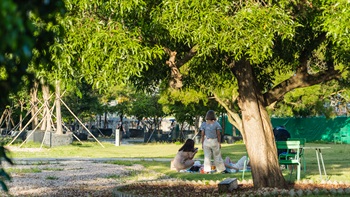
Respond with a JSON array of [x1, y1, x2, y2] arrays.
[[54, 0, 350, 189]]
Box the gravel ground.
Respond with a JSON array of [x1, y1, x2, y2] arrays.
[[3, 146, 350, 197], [1, 159, 149, 197], [3, 159, 350, 197]]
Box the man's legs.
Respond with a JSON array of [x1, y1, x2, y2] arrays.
[[235, 156, 248, 170]]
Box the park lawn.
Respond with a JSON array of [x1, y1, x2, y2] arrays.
[[7, 140, 248, 159], [6, 141, 350, 183]]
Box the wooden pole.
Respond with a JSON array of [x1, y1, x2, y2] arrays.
[[8, 104, 45, 146], [59, 97, 105, 148], [0, 109, 7, 128], [39, 104, 56, 149], [55, 80, 63, 135], [7, 93, 54, 146], [20, 110, 48, 148]]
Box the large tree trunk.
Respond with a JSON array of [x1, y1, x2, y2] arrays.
[[233, 60, 287, 189], [30, 81, 39, 130], [55, 80, 63, 135]]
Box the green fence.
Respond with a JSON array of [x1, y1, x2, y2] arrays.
[[220, 116, 350, 143]]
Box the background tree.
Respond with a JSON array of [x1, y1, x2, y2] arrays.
[[152, 0, 350, 188], [57, 0, 164, 92], [130, 92, 166, 134], [62, 80, 103, 129], [159, 88, 224, 137], [7, 82, 32, 131]]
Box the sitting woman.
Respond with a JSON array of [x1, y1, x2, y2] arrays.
[[224, 156, 249, 173], [173, 139, 198, 172]]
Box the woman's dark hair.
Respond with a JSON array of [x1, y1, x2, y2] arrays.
[[205, 110, 216, 120], [179, 139, 195, 152]]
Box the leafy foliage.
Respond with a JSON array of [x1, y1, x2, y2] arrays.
[[61, 80, 103, 123], [0, 146, 13, 192], [271, 80, 350, 118], [159, 88, 223, 126], [0, 0, 65, 106], [130, 93, 165, 120], [57, 0, 164, 91], [3, 0, 346, 189]]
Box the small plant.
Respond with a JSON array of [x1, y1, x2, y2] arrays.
[[46, 176, 59, 180], [106, 174, 121, 179], [30, 167, 42, 173]]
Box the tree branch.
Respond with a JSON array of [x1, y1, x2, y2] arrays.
[[264, 69, 341, 106], [165, 48, 182, 89], [213, 93, 243, 132], [177, 45, 198, 67], [164, 46, 198, 89], [296, 32, 327, 75], [263, 32, 339, 106]]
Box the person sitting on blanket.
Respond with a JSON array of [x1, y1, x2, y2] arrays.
[[224, 156, 249, 173], [173, 139, 198, 172]]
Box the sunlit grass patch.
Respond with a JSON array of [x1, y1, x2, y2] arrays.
[[122, 169, 166, 182], [105, 160, 135, 166], [7, 167, 42, 174], [11, 141, 49, 148], [6, 141, 350, 183], [29, 161, 52, 165]]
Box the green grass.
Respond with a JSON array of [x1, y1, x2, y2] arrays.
[[5, 140, 350, 183], [45, 176, 59, 180], [106, 174, 121, 179], [8, 141, 246, 159], [7, 167, 42, 174], [42, 167, 64, 171]]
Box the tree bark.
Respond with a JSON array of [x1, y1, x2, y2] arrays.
[[55, 80, 63, 135], [19, 100, 24, 130], [40, 83, 51, 131], [104, 112, 108, 129], [233, 60, 287, 189], [30, 81, 39, 130], [213, 93, 243, 132]]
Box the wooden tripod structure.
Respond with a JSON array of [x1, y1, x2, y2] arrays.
[[0, 108, 15, 133], [7, 91, 104, 148]]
